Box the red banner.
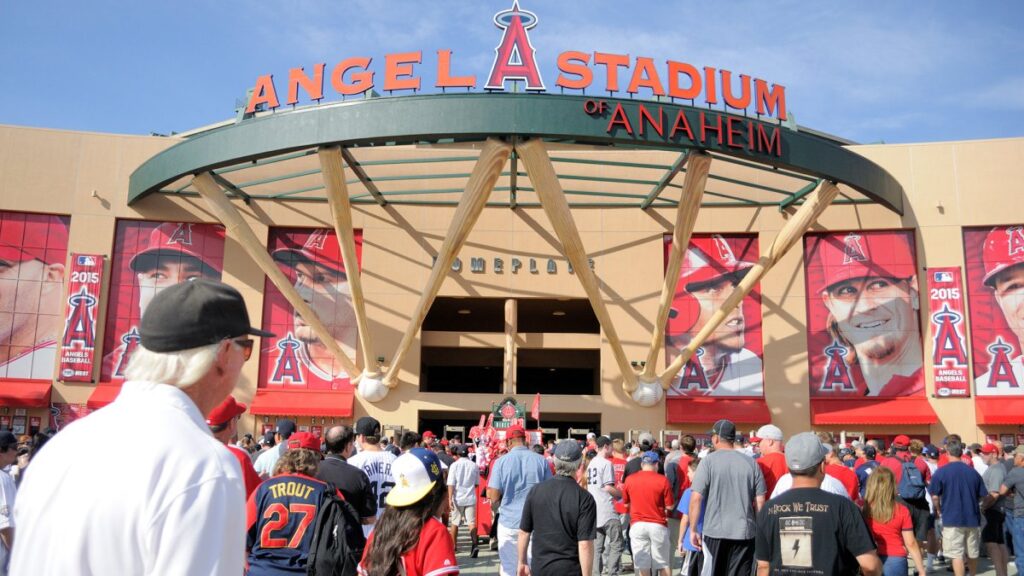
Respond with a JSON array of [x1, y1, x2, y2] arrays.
[[531, 392, 540, 420], [58, 254, 105, 382], [926, 267, 971, 397]]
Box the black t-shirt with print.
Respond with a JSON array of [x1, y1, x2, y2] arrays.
[[521, 475, 597, 576], [755, 487, 875, 575]]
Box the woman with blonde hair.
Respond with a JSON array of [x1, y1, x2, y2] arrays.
[[861, 466, 926, 575]]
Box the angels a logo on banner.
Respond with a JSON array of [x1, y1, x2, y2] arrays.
[[100, 221, 225, 382], [58, 254, 105, 382], [804, 230, 924, 397], [926, 267, 970, 397], [963, 226, 1024, 396], [0, 211, 70, 380], [664, 234, 764, 397], [258, 228, 362, 391]]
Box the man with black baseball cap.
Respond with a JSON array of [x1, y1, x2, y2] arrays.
[[253, 418, 296, 479], [347, 416, 396, 537], [12, 279, 271, 575], [754, 433, 882, 575], [688, 419, 766, 575]]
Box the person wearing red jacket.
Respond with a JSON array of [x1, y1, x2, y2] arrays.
[[207, 395, 262, 498]]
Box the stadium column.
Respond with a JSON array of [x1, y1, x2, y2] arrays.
[[504, 298, 517, 396], [318, 146, 376, 378], [192, 171, 360, 380], [638, 151, 711, 392], [381, 138, 512, 389], [516, 138, 638, 393], [659, 179, 841, 388]]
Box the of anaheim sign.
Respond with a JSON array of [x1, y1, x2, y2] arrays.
[[246, 1, 787, 122]]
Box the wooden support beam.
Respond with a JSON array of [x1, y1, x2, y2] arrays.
[[319, 146, 376, 377], [638, 152, 711, 387], [659, 180, 841, 387], [504, 298, 517, 395], [193, 172, 361, 380], [516, 138, 638, 392], [382, 138, 512, 388]]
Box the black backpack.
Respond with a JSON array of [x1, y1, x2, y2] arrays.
[[307, 482, 367, 576]]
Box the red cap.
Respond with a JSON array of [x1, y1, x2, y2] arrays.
[[981, 443, 999, 455], [129, 222, 224, 275], [982, 226, 1024, 287], [272, 229, 348, 275], [681, 235, 754, 291], [440, 438, 449, 447], [815, 232, 916, 291], [206, 395, 247, 427], [892, 434, 911, 448], [0, 214, 69, 265], [422, 430, 436, 440], [505, 424, 526, 439], [287, 431, 321, 452]]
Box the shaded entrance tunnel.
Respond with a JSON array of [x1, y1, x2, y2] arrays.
[[418, 411, 602, 444]]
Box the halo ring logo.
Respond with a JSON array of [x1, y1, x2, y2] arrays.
[[494, 1, 537, 28]]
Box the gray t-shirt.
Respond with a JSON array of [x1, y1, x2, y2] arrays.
[[1002, 466, 1024, 518], [983, 463, 1007, 512], [446, 457, 480, 507], [690, 449, 766, 540], [586, 455, 617, 527]]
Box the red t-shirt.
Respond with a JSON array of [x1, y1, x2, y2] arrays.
[[865, 503, 912, 557], [937, 453, 974, 468], [621, 470, 673, 526], [228, 444, 262, 498], [880, 452, 931, 484], [612, 456, 628, 514], [825, 463, 859, 501], [757, 452, 788, 497], [359, 517, 458, 576]]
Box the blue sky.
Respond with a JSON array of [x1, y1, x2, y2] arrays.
[[1, 1, 1021, 144]]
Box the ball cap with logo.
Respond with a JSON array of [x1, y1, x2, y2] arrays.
[[785, 432, 829, 471], [0, 215, 68, 265], [982, 225, 1024, 287], [553, 439, 582, 462], [387, 447, 443, 507], [129, 222, 223, 276], [139, 279, 274, 353], [815, 231, 916, 291], [892, 434, 912, 449], [206, 396, 247, 427], [272, 228, 348, 276], [682, 235, 754, 292], [287, 431, 321, 452]]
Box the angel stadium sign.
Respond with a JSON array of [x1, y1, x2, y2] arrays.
[[245, 1, 788, 123]]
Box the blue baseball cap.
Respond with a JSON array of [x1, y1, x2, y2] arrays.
[[642, 450, 660, 464]]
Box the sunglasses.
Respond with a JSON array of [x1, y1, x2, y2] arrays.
[[232, 338, 255, 361]]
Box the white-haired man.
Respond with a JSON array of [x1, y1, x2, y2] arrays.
[[11, 279, 271, 575]]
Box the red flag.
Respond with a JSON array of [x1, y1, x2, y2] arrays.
[[531, 392, 541, 420], [478, 414, 486, 429]]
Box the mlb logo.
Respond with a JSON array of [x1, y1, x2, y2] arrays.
[[77, 255, 97, 266], [933, 271, 953, 283]]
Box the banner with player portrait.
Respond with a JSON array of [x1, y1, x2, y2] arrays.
[[963, 225, 1024, 396], [100, 221, 226, 383], [925, 267, 970, 397], [804, 230, 924, 397], [664, 234, 764, 397], [58, 254, 105, 382], [258, 228, 362, 391], [0, 211, 70, 380]]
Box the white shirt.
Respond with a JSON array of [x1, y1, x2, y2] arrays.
[[347, 449, 397, 537], [0, 468, 16, 572], [972, 455, 989, 476], [446, 457, 480, 508], [769, 473, 849, 500], [253, 443, 283, 478], [10, 381, 245, 575]]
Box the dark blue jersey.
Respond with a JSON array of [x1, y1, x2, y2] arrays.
[[246, 473, 332, 575]]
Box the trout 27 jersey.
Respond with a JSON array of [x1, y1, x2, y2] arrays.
[[246, 473, 335, 576]]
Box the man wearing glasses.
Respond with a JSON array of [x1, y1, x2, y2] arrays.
[[813, 231, 924, 397], [11, 279, 272, 575]]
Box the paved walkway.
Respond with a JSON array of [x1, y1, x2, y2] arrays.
[[453, 532, 1020, 575]]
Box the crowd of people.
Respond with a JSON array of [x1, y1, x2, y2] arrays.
[[0, 280, 1023, 576]]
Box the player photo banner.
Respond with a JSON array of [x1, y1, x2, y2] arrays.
[[926, 267, 971, 397], [963, 225, 1024, 396], [58, 254, 105, 382], [804, 230, 925, 398], [100, 221, 226, 383], [258, 228, 362, 392], [664, 234, 764, 398], [0, 211, 70, 380]]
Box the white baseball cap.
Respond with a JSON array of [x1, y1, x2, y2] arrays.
[[386, 448, 443, 507], [753, 424, 784, 442]]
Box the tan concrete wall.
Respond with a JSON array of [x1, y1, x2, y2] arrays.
[[1, 123, 1022, 444]]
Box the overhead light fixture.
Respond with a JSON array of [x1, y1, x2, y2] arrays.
[[457, 309, 472, 315], [552, 310, 566, 316], [549, 368, 556, 372]]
